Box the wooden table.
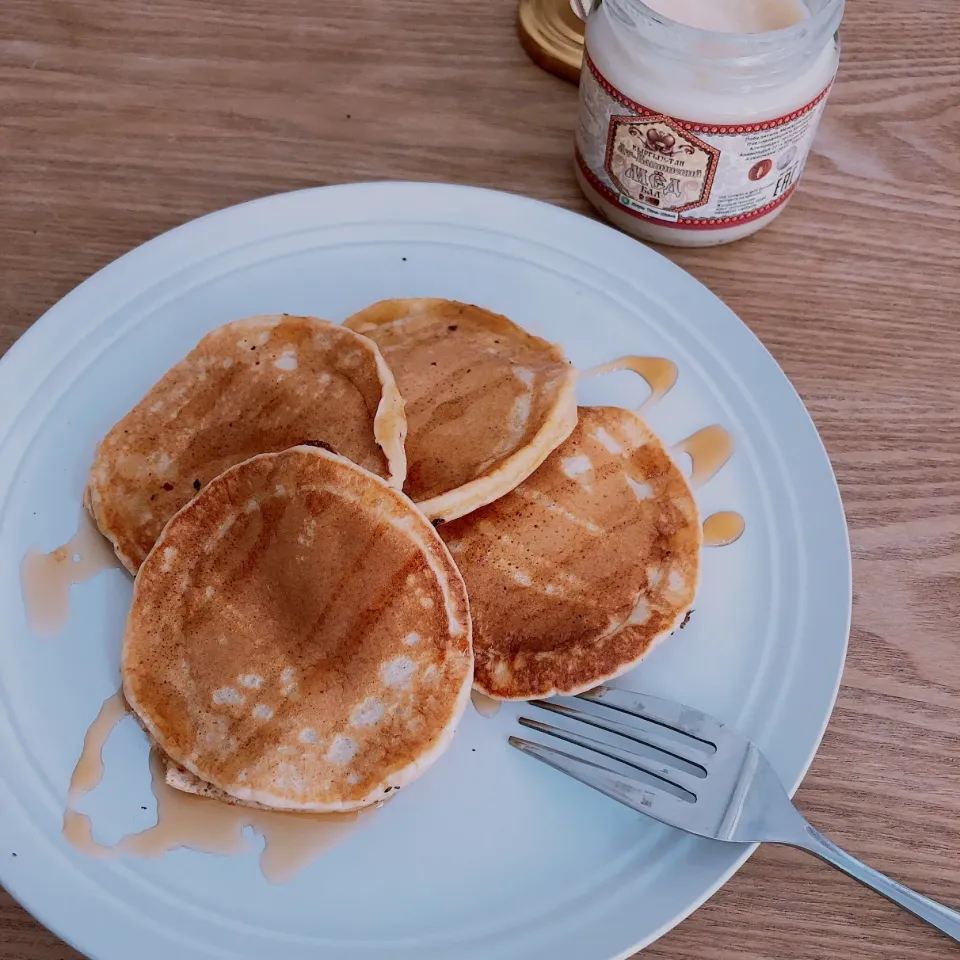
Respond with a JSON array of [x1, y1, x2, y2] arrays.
[[1, 1, 958, 957]]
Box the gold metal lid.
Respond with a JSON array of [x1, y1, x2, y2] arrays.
[[517, 0, 585, 84]]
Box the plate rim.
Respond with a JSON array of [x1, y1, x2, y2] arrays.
[[0, 180, 852, 960]]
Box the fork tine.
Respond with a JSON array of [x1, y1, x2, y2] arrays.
[[518, 716, 700, 800], [531, 701, 709, 773], [508, 736, 694, 820], [578, 686, 724, 747]]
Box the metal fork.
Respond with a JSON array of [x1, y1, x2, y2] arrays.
[[510, 685, 960, 943]]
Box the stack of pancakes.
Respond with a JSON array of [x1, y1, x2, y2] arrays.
[[90, 302, 699, 815]]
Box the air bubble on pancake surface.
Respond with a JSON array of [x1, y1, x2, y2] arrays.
[[253, 704, 274, 720], [508, 393, 532, 433], [280, 667, 298, 697], [668, 570, 686, 594], [326, 735, 357, 764], [160, 547, 177, 572], [245, 499, 259, 513], [593, 427, 623, 455], [403, 632, 420, 646], [627, 477, 654, 500], [299, 728, 319, 744], [627, 599, 650, 624], [419, 594, 434, 609], [297, 518, 317, 545], [205, 586, 216, 599], [514, 571, 532, 586], [381, 657, 416, 688], [239, 674, 264, 689], [647, 566, 663, 587], [213, 687, 244, 705], [513, 367, 534, 387], [274, 349, 298, 371], [561, 455, 593, 479], [351, 698, 384, 727]]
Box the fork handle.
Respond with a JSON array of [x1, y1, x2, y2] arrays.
[[793, 822, 960, 943]]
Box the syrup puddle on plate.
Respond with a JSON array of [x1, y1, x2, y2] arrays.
[[702, 511, 745, 547], [20, 510, 122, 637], [673, 425, 735, 489], [64, 690, 376, 882], [471, 690, 502, 718], [582, 355, 679, 411]]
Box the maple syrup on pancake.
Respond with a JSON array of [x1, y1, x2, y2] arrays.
[[702, 511, 745, 547], [471, 690, 502, 718], [21, 510, 122, 637], [583, 356, 678, 411], [64, 690, 374, 881], [674, 425, 735, 488]]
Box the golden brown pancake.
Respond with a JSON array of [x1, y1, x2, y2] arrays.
[[85, 315, 406, 573], [122, 445, 472, 812], [439, 406, 700, 699], [344, 299, 577, 522]]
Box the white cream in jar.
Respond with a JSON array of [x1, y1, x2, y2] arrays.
[[574, 0, 844, 246]]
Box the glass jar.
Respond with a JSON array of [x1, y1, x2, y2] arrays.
[[574, 0, 844, 246]]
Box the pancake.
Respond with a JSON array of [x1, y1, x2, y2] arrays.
[[163, 760, 272, 808], [121, 445, 472, 812], [344, 299, 577, 522], [85, 315, 407, 573], [439, 406, 701, 700]]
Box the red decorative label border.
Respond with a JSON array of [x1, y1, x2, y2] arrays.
[[584, 50, 833, 134], [576, 145, 798, 230]]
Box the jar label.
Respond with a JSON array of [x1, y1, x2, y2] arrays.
[[576, 52, 833, 231]]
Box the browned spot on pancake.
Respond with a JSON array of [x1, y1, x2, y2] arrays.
[[85, 316, 406, 573], [440, 407, 700, 699], [300, 440, 336, 454], [344, 299, 577, 519], [122, 446, 470, 811]]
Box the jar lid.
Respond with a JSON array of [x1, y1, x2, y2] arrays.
[[517, 0, 586, 84]]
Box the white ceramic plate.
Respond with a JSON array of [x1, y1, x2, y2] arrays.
[[0, 182, 850, 960]]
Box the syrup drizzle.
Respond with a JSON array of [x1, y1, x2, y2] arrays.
[[471, 690, 502, 718], [582, 356, 679, 411], [702, 511, 745, 547], [21, 510, 122, 637], [674, 425, 735, 488], [64, 691, 373, 881]]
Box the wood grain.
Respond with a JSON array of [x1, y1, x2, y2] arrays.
[[1, 0, 959, 957]]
